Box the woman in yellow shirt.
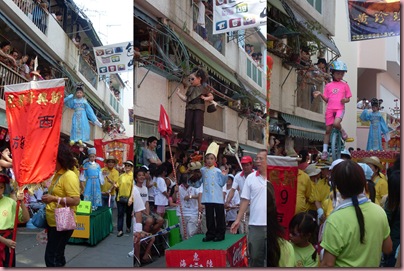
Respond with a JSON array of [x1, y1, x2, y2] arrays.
[[116, 161, 134, 237], [361, 156, 388, 206], [41, 144, 80, 267]]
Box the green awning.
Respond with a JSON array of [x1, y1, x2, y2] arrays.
[[281, 113, 325, 142], [239, 144, 260, 158], [268, 0, 289, 17], [181, 39, 239, 87]]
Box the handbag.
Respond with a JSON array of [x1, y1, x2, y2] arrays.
[[54, 197, 76, 231], [118, 196, 129, 204], [31, 206, 47, 228], [207, 101, 217, 113]]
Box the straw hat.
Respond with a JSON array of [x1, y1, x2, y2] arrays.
[[304, 164, 321, 177], [188, 161, 202, 171], [123, 161, 134, 167], [361, 156, 383, 171], [105, 155, 118, 164]]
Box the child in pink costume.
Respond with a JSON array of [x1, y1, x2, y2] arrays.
[[313, 60, 352, 160]]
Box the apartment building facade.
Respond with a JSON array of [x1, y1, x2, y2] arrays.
[[134, 0, 267, 163], [0, 0, 125, 146]]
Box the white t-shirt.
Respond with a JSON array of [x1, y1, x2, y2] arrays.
[[133, 188, 145, 213], [223, 186, 240, 222], [176, 185, 199, 217], [154, 176, 168, 206], [232, 169, 255, 194], [197, 1, 206, 27], [148, 177, 157, 202], [241, 172, 267, 226], [134, 185, 148, 206]]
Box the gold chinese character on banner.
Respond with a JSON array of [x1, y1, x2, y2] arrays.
[[27, 92, 35, 104], [7, 95, 15, 108], [374, 11, 388, 24], [18, 94, 25, 107], [50, 91, 62, 104], [354, 13, 368, 25], [393, 11, 400, 21], [37, 92, 48, 105]]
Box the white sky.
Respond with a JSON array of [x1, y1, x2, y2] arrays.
[[73, 0, 134, 136]]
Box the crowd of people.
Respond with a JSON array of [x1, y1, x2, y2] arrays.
[[133, 130, 400, 268], [0, 140, 137, 267], [0, 40, 55, 81]]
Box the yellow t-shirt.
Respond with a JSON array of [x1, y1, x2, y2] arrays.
[[295, 170, 312, 214], [311, 178, 331, 212], [46, 169, 80, 227], [374, 176, 388, 206], [100, 167, 120, 196], [117, 171, 133, 201], [73, 166, 80, 178]]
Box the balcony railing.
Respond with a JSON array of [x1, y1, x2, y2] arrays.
[[246, 58, 263, 87], [79, 56, 98, 89], [12, 0, 49, 34], [0, 62, 29, 100]]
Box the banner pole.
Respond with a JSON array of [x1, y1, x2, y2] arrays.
[[9, 187, 22, 267]]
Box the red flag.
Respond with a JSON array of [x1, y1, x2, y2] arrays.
[[158, 104, 172, 138], [5, 79, 65, 185], [267, 155, 298, 240]]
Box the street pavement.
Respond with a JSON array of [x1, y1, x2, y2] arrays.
[[15, 207, 133, 268]]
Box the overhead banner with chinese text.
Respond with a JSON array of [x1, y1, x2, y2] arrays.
[[348, 0, 400, 41], [93, 41, 134, 75], [213, 0, 266, 34], [267, 155, 298, 240], [5, 79, 65, 185]]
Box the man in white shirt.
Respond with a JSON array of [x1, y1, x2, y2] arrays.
[[196, 0, 208, 40], [230, 150, 267, 267], [225, 156, 254, 233]]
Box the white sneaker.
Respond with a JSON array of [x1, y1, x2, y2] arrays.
[[321, 151, 328, 160], [128, 250, 134, 257]]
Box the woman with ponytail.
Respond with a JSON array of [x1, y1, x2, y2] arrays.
[[320, 160, 392, 267]]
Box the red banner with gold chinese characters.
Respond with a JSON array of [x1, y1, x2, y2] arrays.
[[5, 79, 65, 185], [267, 155, 298, 240]]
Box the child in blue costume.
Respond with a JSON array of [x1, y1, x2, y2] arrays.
[[360, 98, 390, 151], [189, 142, 228, 242], [64, 85, 102, 145], [81, 148, 103, 210]]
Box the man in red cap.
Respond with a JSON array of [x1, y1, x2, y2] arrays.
[[224, 155, 254, 234]]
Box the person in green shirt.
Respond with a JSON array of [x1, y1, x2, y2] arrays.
[[289, 212, 319, 267], [320, 160, 392, 267]]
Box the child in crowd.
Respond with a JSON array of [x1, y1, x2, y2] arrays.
[[289, 212, 320, 267], [313, 60, 352, 160], [360, 98, 390, 151], [81, 148, 103, 210], [223, 174, 240, 228], [189, 142, 228, 242], [176, 173, 200, 240], [154, 164, 168, 219]]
